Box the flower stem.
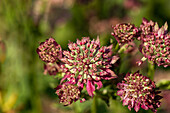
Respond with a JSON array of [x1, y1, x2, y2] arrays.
[[91, 96, 97, 113], [114, 43, 119, 52], [148, 62, 155, 80]]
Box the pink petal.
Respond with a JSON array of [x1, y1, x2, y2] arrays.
[[65, 81, 75, 85], [106, 69, 117, 78], [78, 81, 84, 89], [86, 80, 95, 97], [54, 85, 62, 90], [111, 56, 119, 64], [95, 37, 100, 46], [100, 69, 117, 80], [131, 99, 135, 108], [134, 103, 140, 112], [117, 90, 124, 96], [106, 44, 113, 56], [141, 103, 148, 110], [60, 74, 70, 84], [94, 81, 103, 90], [76, 39, 81, 45], [128, 105, 132, 111], [123, 98, 129, 106], [142, 18, 148, 24]]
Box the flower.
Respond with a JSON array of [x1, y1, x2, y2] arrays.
[[60, 37, 119, 96], [117, 71, 162, 112], [140, 18, 155, 36], [37, 38, 62, 63], [111, 23, 139, 45], [55, 82, 81, 106], [138, 18, 170, 67]]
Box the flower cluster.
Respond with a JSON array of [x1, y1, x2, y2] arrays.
[[111, 18, 170, 67], [139, 18, 170, 67], [60, 37, 119, 96], [111, 23, 139, 45], [117, 71, 162, 112], [37, 38, 63, 75], [37, 37, 119, 105], [37, 18, 166, 110]]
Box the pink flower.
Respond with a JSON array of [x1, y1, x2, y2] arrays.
[[111, 23, 139, 45], [139, 18, 170, 67], [117, 71, 162, 112], [60, 37, 119, 96], [37, 38, 62, 63], [55, 82, 81, 106]]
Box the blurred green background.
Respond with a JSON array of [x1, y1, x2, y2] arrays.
[[0, 0, 170, 113]]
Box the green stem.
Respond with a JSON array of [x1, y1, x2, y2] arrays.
[[148, 62, 155, 80], [118, 44, 128, 53], [114, 43, 119, 52], [91, 96, 97, 113]]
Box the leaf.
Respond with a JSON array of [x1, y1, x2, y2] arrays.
[[157, 80, 170, 90]]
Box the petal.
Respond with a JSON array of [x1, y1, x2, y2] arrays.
[[55, 85, 62, 90], [131, 99, 135, 108], [94, 81, 103, 90], [78, 81, 84, 89], [141, 103, 148, 110], [128, 105, 132, 111], [142, 18, 148, 25], [104, 69, 117, 79], [95, 36, 100, 46], [154, 22, 159, 31], [60, 74, 71, 84], [123, 98, 129, 106], [100, 68, 117, 78], [134, 102, 140, 112], [76, 39, 81, 45], [164, 21, 168, 31], [65, 81, 75, 85], [155, 95, 163, 100], [117, 89, 124, 96], [86, 80, 95, 97], [111, 56, 119, 64]]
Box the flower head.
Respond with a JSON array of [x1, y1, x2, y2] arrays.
[[60, 37, 119, 96], [117, 71, 162, 112], [55, 83, 81, 106], [140, 18, 155, 36], [37, 38, 62, 63], [139, 19, 170, 67], [111, 23, 139, 45]]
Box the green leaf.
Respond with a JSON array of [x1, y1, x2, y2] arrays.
[[157, 80, 170, 90]]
